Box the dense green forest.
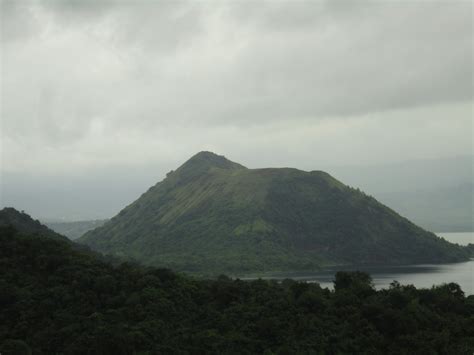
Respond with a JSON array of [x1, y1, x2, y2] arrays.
[[80, 152, 470, 275], [1, 225, 473, 354]]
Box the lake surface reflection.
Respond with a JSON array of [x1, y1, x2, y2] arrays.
[[245, 232, 474, 295]]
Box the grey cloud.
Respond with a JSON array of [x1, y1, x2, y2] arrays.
[[0, 0, 472, 177], [118, 0, 472, 126], [1, 0, 41, 42], [2, 0, 205, 51]]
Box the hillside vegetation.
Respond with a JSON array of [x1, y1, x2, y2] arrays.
[[0, 207, 69, 242], [79, 152, 470, 275], [1, 224, 473, 354]]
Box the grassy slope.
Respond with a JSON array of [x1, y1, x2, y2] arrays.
[[80, 152, 470, 275]]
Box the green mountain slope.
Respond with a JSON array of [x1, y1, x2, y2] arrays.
[[79, 152, 470, 274]]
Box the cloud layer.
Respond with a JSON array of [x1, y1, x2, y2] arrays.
[[1, 0, 472, 176]]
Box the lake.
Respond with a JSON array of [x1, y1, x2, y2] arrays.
[[246, 232, 474, 295]]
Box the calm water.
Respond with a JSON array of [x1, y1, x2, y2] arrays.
[[246, 232, 474, 295]]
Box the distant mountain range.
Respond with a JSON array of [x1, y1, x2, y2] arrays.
[[79, 152, 470, 275], [45, 219, 108, 240]]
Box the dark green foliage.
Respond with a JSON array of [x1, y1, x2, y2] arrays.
[[0, 207, 68, 242], [1, 226, 473, 354], [334, 271, 375, 295], [79, 152, 470, 275]]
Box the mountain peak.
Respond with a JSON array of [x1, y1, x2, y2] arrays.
[[171, 151, 246, 179], [189, 151, 244, 167], [191, 151, 224, 162]]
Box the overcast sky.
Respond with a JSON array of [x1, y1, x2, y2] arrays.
[[1, 0, 473, 219]]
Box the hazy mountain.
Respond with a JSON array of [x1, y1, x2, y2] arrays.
[[376, 183, 473, 232], [79, 152, 469, 274], [46, 219, 109, 240], [2, 156, 471, 231], [327, 156, 473, 194], [327, 156, 473, 232]]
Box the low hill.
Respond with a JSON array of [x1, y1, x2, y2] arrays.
[[0, 207, 69, 242], [80, 152, 470, 275]]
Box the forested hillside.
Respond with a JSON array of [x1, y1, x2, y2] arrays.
[[1, 225, 474, 354]]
